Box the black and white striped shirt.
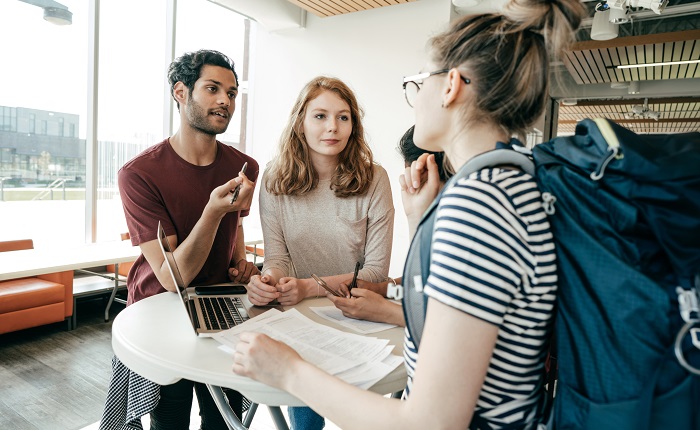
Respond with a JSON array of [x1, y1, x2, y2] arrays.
[[403, 167, 557, 429]]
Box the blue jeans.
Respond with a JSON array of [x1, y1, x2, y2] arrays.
[[288, 406, 325, 430]]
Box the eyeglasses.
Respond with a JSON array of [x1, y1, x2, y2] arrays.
[[402, 69, 470, 108]]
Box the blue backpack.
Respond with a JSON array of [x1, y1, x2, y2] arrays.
[[402, 118, 700, 430]]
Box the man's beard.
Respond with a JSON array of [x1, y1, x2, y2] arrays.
[[186, 97, 230, 136]]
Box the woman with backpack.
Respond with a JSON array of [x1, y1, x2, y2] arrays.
[[232, 0, 585, 428]]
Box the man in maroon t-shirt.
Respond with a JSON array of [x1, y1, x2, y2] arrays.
[[116, 50, 259, 430]]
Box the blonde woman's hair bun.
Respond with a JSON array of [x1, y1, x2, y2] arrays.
[[502, 0, 586, 57]]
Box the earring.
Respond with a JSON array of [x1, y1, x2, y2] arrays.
[[442, 102, 450, 109]]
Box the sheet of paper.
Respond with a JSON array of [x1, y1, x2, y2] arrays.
[[335, 347, 404, 389], [211, 308, 395, 376], [212, 309, 352, 374], [310, 306, 398, 334]]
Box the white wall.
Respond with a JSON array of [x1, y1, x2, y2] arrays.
[[245, 0, 454, 276]]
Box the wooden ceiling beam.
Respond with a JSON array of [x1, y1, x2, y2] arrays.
[[559, 118, 700, 124], [569, 29, 700, 51], [560, 97, 700, 107]]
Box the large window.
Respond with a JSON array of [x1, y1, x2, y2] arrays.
[[95, 0, 168, 242], [0, 0, 88, 248], [0, 0, 250, 248]]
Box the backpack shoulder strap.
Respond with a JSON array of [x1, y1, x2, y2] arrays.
[[402, 149, 535, 349], [466, 148, 535, 176]]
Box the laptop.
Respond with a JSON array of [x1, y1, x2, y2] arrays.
[[157, 221, 251, 337]]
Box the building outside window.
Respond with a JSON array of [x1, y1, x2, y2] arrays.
[[0, 106, 17, 131], [0, 0, 250, 248]]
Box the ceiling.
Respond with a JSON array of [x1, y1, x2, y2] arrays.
[[557, 97, 700, 134], [564, 30, 700, 85], [453, 0, 700, 135], [213, 0, 700, 135]]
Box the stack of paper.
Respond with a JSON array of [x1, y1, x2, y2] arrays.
[[211, 308, 403, 390], [310, 306, 398, 334]]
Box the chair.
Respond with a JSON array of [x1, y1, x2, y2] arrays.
[[106, 232, 133, 276], [0, 239, 74, 334], [103, 232, 132, 319], [245, 242, 264, 269]]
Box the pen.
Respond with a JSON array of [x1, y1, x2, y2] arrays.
[[349, 261, 360, 293], [230, 162, 248, 204]]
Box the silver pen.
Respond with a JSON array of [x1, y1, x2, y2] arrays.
[[230, 162, 248, 204]]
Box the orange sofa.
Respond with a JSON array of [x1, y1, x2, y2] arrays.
[[0, 239, 74, 335]]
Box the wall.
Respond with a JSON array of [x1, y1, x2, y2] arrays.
[[245, 0, 454, 276]]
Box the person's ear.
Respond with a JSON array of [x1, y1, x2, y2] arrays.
[[173, 81, 187, 106], [442, 68, 466, 109]]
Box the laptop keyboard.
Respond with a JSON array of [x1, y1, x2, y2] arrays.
[[199, 296, 247, 331]]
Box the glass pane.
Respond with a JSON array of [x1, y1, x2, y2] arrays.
[[174, 0, 247, 150], [96, 0, 167, 243], [0, 0, 88, 249]]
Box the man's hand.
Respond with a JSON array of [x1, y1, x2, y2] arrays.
[[208, 173, 256, 217], [228, 259, 260, 283]]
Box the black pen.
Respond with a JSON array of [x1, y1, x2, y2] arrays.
[[230, 162, 248, 204], [349, 261, 360, 294]]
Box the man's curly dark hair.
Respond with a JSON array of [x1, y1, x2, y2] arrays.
[[167, 49, 238, 111]]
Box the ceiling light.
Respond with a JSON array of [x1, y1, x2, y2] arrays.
[[43, 6, 72, 25], [591, 9, 619, 40], [611, 82, 630, 89], [616, 59, 700, 69], [18, 0, 72, 25]]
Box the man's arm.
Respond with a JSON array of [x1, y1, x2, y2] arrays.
[[233, 223, 247, 263], [141, 202, 230, 292], [141, 175, 255, 292]]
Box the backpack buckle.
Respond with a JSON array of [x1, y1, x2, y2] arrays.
[[674, 287, 700, 374], [386, 277, 403, 300], [676, 287, 700, 324], [542, 192, 557, 215]]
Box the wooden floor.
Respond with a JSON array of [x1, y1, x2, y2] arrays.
[[0, 298, 119, 430], [0, 296, 342, 430]]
